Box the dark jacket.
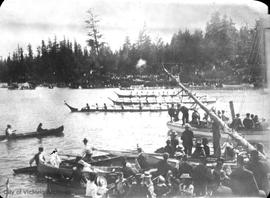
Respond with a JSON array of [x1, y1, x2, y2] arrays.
[[181, 130, 194, 147], [230, 166, 260, 196]]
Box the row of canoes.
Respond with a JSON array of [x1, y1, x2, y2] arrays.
[[14, 148, 236, 176], [0, 126, 64, 141], [108, 96, 216, 106]]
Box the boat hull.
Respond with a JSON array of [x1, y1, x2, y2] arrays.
[[167, 122, 270, 142], [65, 102, 168, 113], [0, 126, 64, 141]]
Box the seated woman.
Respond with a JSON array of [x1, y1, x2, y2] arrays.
[[37, 123, 45, 133]]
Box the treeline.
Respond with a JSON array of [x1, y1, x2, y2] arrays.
[[0, 12, 264, 87]]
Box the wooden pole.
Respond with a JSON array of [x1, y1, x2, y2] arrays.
[[161, 64, 265, 158], [229, 101, 235, 120]]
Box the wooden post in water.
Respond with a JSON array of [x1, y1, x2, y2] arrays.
[[229, 101, 235, 120], [162, 64, 265, 159]]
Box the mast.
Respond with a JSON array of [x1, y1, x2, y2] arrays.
[[162, 64, 265, 159]]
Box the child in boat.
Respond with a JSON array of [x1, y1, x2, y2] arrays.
[[49, 148, 61, 168]]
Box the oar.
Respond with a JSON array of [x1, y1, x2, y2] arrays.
[[58, 153, 81, 158]]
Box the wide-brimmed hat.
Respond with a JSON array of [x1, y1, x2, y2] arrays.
[[180, 173, 191, 179], [141, 171, 152, 178], [170, 130, 177, 136], [184, 123, 191, 128]]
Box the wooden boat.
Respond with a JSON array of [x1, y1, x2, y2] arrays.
[[108, 97, 216, 106], [167, 121, 270, 142], [13, 153, 126, 175], [64, 102, 168, 113], [0, 126, 64, 141], [114, 90, 185, 98], [222, 83, 254, 89], [38, 162, 122, 179], [98, 149, 179, 169], [47, 172, 115, 195]]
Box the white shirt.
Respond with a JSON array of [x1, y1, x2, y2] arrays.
[[82, 144, 93, 157], [49, 152, 61, 167], [85, 180, 100, 198]]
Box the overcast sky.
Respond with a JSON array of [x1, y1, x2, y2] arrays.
[[0, 0, 268, 58]]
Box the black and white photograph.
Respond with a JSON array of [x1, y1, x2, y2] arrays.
[[0, 0, 270, 197]]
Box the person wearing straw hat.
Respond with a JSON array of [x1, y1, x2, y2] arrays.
[[141, 171, 156, 198], [179, 173, 194, 196], [181, 123, 194, 156]]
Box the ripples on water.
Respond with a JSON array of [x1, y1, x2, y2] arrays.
[[0, 87, 269, 197]]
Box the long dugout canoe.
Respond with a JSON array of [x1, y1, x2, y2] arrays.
[[0, 126, 64, 141], [64, 102, 168, 113]]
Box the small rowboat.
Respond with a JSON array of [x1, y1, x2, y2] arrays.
[[64, 102, 168, 113], [0, 126, 64, 141], [167, 121, 270, 142], [38, 163, 122, 179], [13, 153, 126, 175]]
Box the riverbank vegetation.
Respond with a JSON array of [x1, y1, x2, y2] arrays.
[[0, 11, 264, 88]]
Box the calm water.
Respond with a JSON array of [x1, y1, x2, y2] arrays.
[[0, 87, 269, 197]]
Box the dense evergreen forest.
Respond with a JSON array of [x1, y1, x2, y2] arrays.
[[0, 12, 264, 87]]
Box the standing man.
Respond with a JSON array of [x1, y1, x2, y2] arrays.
[[212, 118, 221, 158], [179, 104, 189, 125], [181, 124, 194, 156], [29, 147, 46, 166], [230, 113, 243, 130], [168, 104, 175, 122], [169, 131, 179, 156]]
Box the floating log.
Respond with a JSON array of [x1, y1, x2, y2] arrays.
[[162, 64, 265, 159]]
